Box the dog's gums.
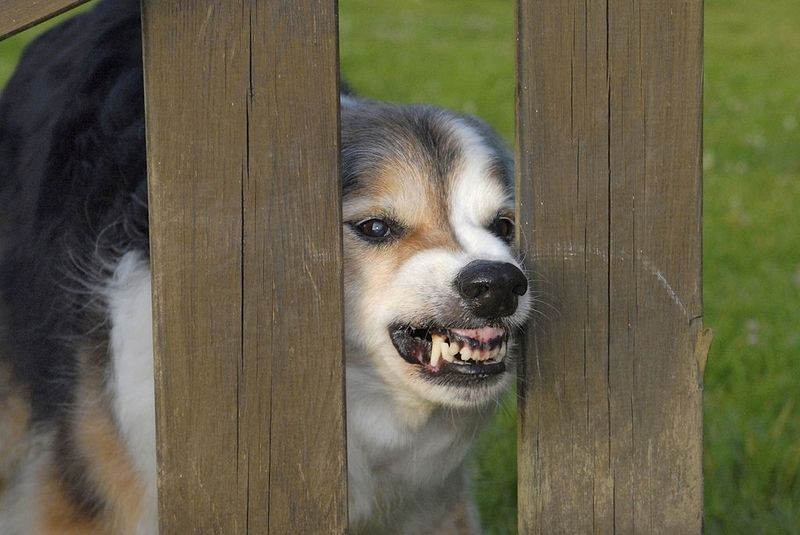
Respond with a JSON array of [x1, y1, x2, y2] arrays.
[[390, 324, 508, 376]]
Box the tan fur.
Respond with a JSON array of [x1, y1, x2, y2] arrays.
[[0, 345, 145, 534], [345, 163, 461, 264], [62, 344, 144, 533], [37, 466, 108, 535], [69, 396, 144, 532]]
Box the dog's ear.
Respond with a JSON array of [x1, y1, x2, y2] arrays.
[[340, 79, 356, 97]]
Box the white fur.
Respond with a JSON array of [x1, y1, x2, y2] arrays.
[[342, 116, 530, 532], [0, 434, 49, 534], [105, 252, 158, 535], [346, 364, 489, 532], [450, 122, 519, 262]]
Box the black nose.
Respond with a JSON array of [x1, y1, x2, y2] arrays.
[[454, 260, 528, 319]]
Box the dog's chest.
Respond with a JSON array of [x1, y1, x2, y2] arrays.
[[105, 253, 159, 534], [345, 388, 480, 528]]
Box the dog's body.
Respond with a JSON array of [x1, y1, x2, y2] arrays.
[[0, 1, 531, 533]]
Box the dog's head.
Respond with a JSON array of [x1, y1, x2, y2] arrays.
[[340, 97, 531, 409]]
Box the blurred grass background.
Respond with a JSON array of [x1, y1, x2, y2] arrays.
[[702, 0, 800, 532], [2, 0, 798, 532]]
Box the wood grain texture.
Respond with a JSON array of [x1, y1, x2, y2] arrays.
[[516, 0, 705, 532], [0, 0, 91, 40], [142, 1, 346, 532]]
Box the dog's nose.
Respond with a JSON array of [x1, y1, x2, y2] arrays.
[[454, 260, 528, 318]]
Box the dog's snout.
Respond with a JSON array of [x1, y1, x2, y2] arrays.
[[455, 261, 528, 318]]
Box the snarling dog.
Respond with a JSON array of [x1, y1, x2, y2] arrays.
[[0, 0, 531, 533]]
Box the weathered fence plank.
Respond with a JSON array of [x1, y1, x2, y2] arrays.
[[516, 0, 707, 532], [141, 1, 346, 532], [0, 0, 91, 39]]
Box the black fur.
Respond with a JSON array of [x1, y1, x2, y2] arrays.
[[1, 3, 525, 530], [340, 100, 514, 198], [0, 0, 147, 422]]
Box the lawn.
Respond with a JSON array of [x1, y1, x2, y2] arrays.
[[2, 0, 799, 533], [702, 0, 800, 532]]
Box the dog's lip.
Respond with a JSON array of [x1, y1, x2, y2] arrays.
[[388, 323, 508, 377]]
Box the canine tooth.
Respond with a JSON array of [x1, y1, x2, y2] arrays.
[[498, 341, 507, 360], [490, 346, 500, 361], [430, 337, 442, 367]]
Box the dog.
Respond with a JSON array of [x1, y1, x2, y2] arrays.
[[0, 0, 531, 533]]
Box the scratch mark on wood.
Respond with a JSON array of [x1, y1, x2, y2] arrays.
[[637, 256, 689, 320], [531, 244, 692, 320]]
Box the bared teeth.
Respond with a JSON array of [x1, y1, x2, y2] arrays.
[[428, 332, 507, 366], [441, 343, 456, 363], [430, 335, 442, 367], [446, 342, 459, 357]]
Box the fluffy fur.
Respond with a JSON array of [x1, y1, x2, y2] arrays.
[[0, 1, 531, 533]]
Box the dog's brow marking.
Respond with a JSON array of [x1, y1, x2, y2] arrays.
[[449, 176, 511, 258]]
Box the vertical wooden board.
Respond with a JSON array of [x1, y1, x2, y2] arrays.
[[606, 1, 705, 530], [142, 1, 249, 531], [143, 1, 345, 533], [515, 1, 613, 532], [0, 0, 92, 40], [244, 1, 346, 533], [516, 0, 704, 532]]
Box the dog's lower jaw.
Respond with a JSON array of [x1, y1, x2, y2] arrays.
[[345, 364, 490, 534], [394, 351, 515, 411]]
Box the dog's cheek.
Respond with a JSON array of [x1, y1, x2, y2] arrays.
[[344, 247, 406, 315], [341, 253, 400, 360]]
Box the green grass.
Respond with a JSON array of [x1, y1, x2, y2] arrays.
[[2, 0, 799, 533], [703, 0, 800, 532], [0, 32, 38, 86], [339, 0, 516, 141]]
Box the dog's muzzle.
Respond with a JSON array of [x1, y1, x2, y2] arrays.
[[389, 260, 528, 380]]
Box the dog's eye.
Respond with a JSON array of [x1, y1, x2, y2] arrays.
[[490, 216, 515, 242], [356, 218, 393, 240]]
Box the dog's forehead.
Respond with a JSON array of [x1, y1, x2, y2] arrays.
[[447, 121, 515, 222], [341, 102, 513, 223]]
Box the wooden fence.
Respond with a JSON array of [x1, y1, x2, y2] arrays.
[[517, 2, 709, 532], [1, 0, 707, 532]]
